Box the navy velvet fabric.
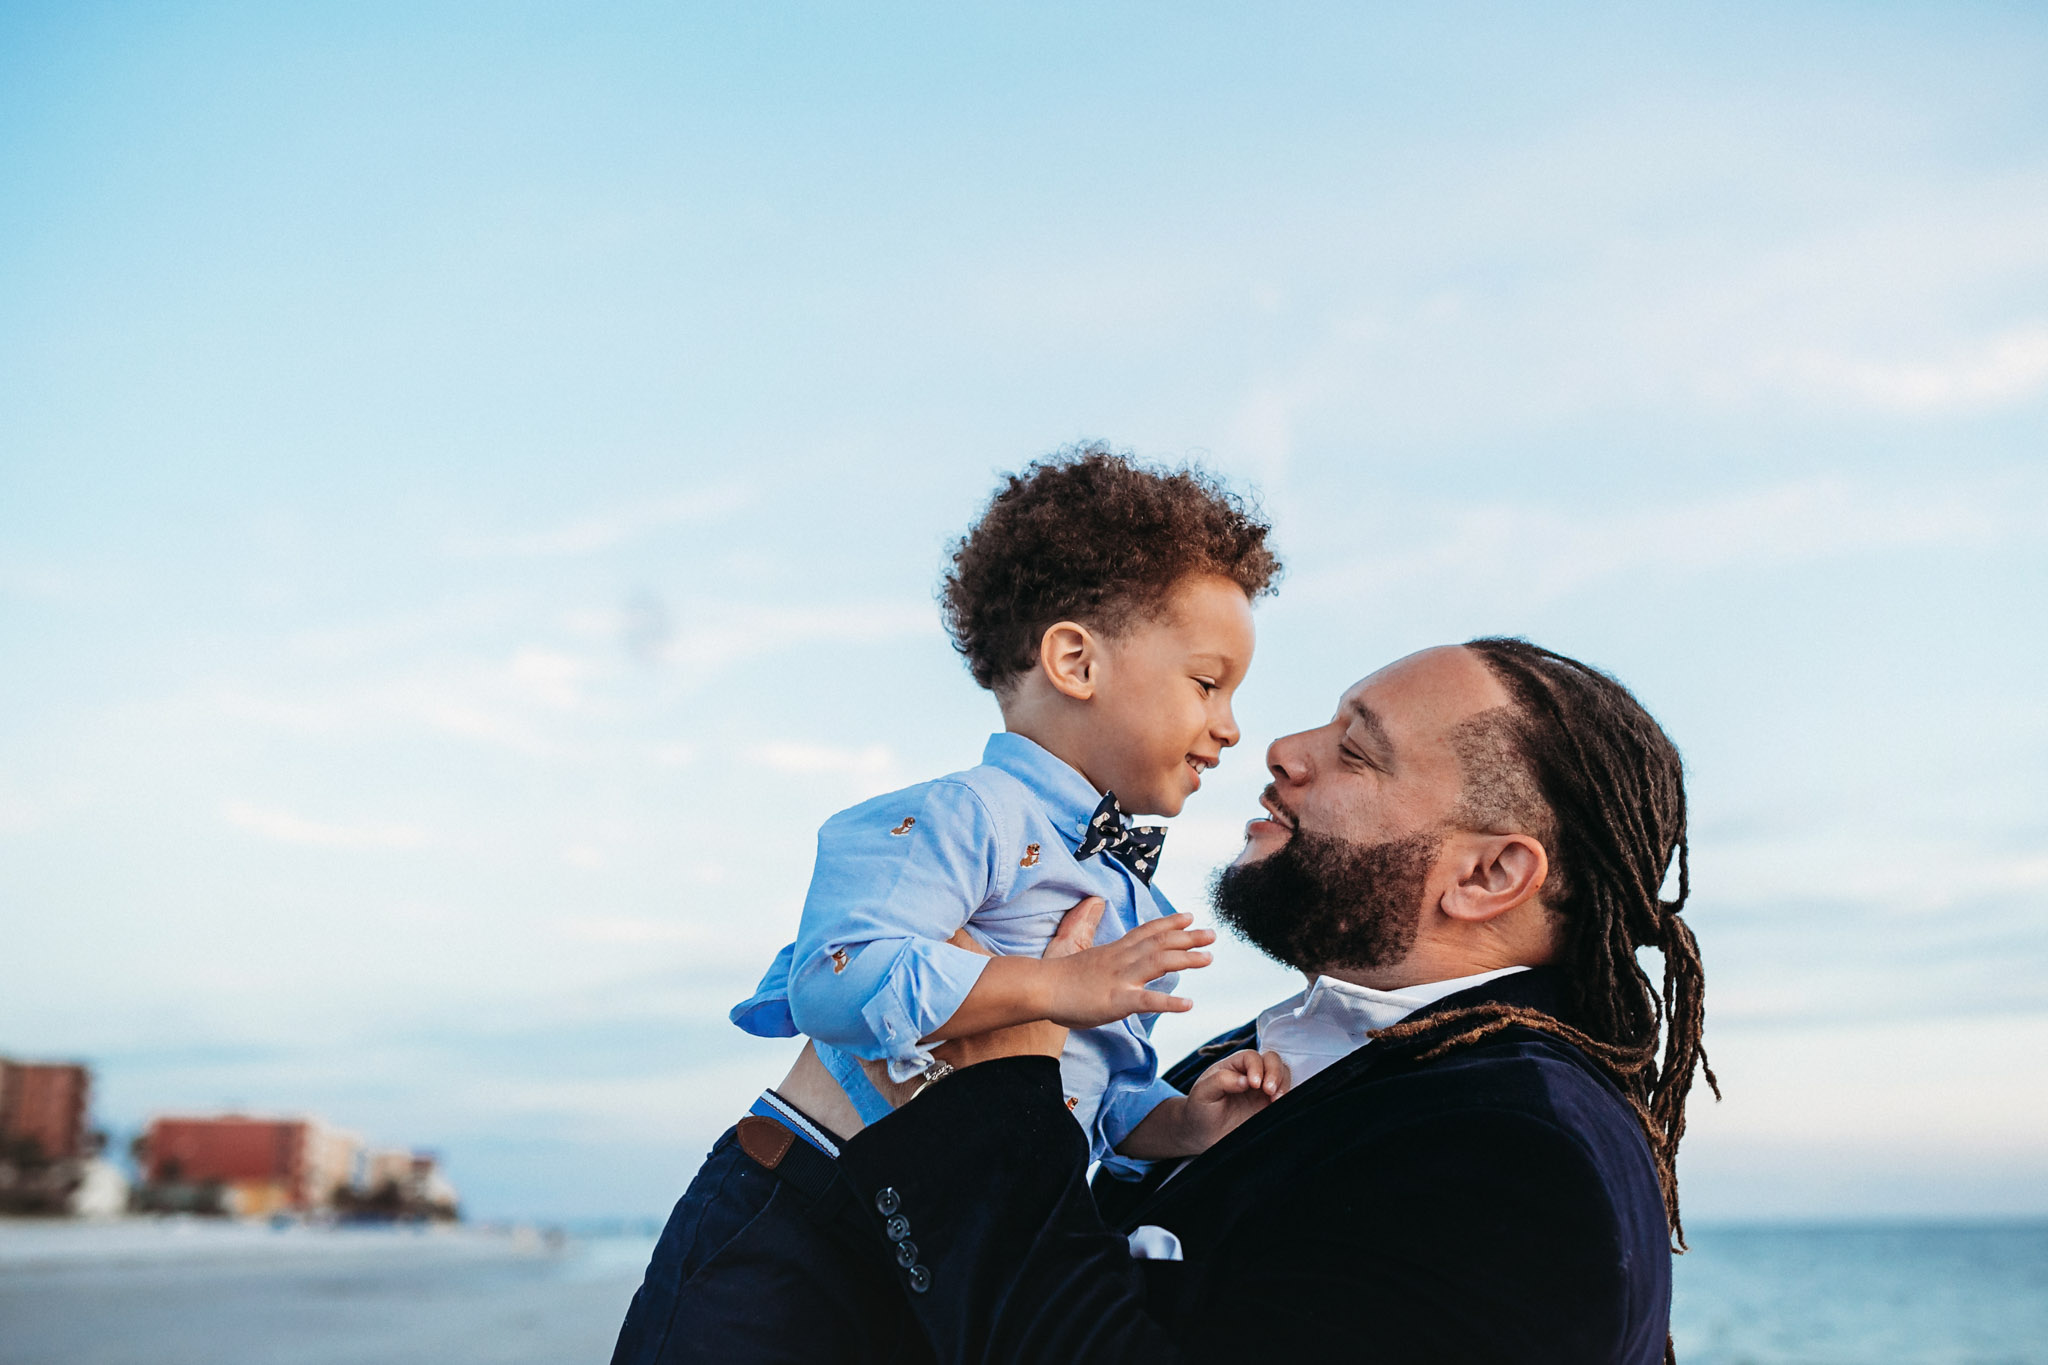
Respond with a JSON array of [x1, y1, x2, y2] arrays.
[[836, 967, 1673, 1364], [611, 1124, 932, 1365]]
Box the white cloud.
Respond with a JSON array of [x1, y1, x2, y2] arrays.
[[1774, 324, 2048, 413], [1207, 155, 2048, 445], [660, 601, 936, 675], [223, 801, 432, 850], [0, 563, 80, 602], [1686, 1011, 2048, 1148], [1711, 835, 2048, 917], [560, 915, 704, 946], [216, 681, 561, 757], [446, 487, 753, 558], [213, 642, 613, 757], [505, 647, 595, 710], [751, 741, 897, 781], [0, 788, 41, 834], [435, 1054, 791, 1143], [1296, 475, 2043, 607], [284, 600, 518, 665]]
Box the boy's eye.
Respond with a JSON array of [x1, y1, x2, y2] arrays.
[[1195, 677, 1218, 694]]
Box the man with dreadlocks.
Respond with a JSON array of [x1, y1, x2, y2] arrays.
[[825, 638, 1712, 1364]]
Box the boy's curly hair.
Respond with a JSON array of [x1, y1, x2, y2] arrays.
[[942, 443, 1282, 691]]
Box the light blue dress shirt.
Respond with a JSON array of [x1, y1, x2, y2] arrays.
[[730, 732, 1183, 1176]]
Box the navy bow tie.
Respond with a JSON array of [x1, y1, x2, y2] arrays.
[[1074, 792, 1166, 885]]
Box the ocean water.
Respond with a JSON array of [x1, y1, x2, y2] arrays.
[[1672, 1223, 2048, 1365], [1, 1218, 2042, 1363]]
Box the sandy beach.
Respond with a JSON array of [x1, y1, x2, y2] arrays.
[[0, 1218, 651, 1365]]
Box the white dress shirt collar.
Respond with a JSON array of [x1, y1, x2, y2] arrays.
[[1254, 966, 1532, 1089]]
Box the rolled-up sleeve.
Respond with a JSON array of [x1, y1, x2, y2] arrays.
[[1093, 1075, 1182, 1180], [787, 779, 1006, 1081]]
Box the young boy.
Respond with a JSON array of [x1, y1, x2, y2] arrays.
[[613, 446, 1286, 1365]]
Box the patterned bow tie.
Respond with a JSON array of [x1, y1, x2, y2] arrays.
[[1074, 791, 1167, 885]]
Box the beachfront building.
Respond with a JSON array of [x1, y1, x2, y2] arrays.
[[137, 1115, 364, 1217], [342, 1148, 461, 1222], [0, 1058, 90, 1163], [0, 1057, 119, 1215]]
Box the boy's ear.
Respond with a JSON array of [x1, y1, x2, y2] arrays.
[[1038, 621, 1100, 701]]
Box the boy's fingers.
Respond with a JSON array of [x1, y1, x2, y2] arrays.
[[1153, 949, 1212, 973], [1263, 1050, 1291, 1096], [1135, 990, 1192, 1014], [1133, 929, 1213, 957], [1127, 913, 1194, 942]]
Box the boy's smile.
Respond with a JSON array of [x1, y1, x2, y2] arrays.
[[994, 571, 1257, 821], [1071, 572, 1256, 817]]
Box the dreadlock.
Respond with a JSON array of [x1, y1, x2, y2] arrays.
[[1370, 638, 1718, 1264]]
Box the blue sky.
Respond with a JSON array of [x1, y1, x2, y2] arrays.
[[2, 1, 2044, 1221]]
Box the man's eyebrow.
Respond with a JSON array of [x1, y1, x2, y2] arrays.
[[1345, 698, 1394, 752]]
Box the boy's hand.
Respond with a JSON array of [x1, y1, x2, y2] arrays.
[[1040, 913, 1214, 1028], [929, 897, 1104, 1073], [1184, 1048, 1290, 1140], [1118, 1048, 1291, 1159]]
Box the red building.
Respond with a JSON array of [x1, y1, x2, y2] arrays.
[[0, 1059, 90, 1163], [142, 1116, 361, 1215]]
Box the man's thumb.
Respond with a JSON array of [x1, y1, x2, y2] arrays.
[[1047, 896, 1106, 957]]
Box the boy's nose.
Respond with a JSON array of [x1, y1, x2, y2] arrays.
[[1213, 705, 1241, 748]]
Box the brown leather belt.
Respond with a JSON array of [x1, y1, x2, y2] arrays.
[[736, 1092, 850, 1212]]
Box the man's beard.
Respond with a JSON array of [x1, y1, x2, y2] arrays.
[[1211, 826, 1441, 975]]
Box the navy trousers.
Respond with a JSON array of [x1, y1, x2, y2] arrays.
[[611, 1124, 933, 1365]]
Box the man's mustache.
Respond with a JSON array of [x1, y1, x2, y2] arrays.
[[1259, 783, 1301, 831]]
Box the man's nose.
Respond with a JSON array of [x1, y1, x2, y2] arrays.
[[1266, 731, 1312, 785]]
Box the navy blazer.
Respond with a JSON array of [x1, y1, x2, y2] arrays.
[[836, 967, 1673, 1363]]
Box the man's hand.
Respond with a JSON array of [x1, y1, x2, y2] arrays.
[[929, 896, 1104, 1072]]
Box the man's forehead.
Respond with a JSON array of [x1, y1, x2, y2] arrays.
[[1337, 647, 1512, 740]]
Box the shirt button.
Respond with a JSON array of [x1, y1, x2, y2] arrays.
[[885, 1214, 911, 1242], [875, 1187, 901, 1216], [907, 1264, 932, 1294], [895, 1240, 919, 1268]]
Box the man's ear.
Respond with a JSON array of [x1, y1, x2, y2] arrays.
[[1439, 833, 1549, 924], [1037, 621, 1100, 701]]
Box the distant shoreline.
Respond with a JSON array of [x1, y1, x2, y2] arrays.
[[0, 1217, 567, 1273]]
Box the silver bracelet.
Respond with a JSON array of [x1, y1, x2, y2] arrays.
[[910, 1059, 956, 1100]]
